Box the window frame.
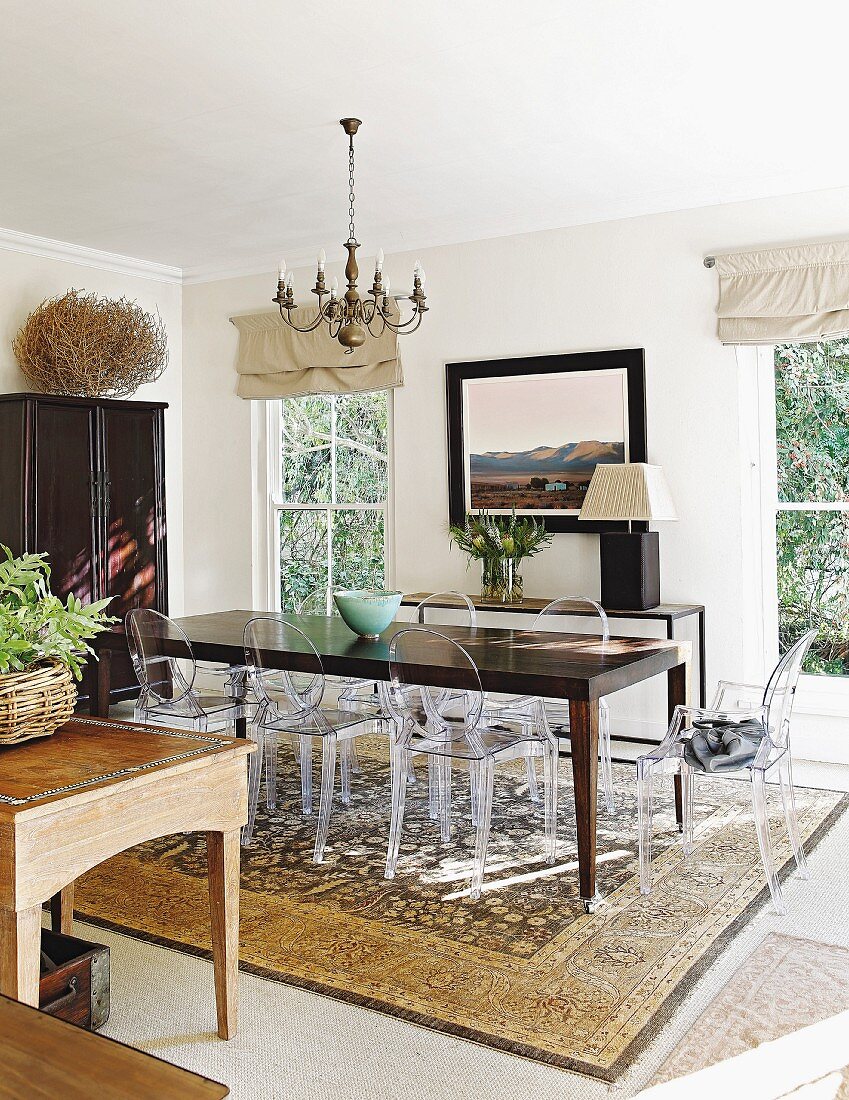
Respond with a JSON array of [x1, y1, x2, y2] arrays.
[[748, 343, 849, 708], [265, 391, 395, 613]]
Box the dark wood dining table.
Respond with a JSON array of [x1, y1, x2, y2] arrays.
[[93, 610, 690, 908]]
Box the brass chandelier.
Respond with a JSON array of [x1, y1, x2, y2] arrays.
[[273, 118, 428, 353]]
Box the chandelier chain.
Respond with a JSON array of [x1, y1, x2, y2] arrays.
[[347, 136, 356, 243]]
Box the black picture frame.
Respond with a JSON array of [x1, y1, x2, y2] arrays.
[[446, 348, 647, 533]]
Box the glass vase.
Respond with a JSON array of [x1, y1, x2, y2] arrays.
[[480, 556, 509, 602]]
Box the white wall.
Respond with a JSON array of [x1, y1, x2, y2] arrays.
[[0, 248, 184, 613], [181, 185, 849, 743]]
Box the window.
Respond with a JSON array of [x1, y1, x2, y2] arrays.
[[270, 392, 391, 612], [770, 339, 849, 676]]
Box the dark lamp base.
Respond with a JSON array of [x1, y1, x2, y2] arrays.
[[599, 531, 661, 611]]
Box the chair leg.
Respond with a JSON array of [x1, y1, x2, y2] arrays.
[[427, 755, 439, 821], [241, 730, 264, 848], [340, 740, 352, 806], [406, 754, 418, 785], [751, 768, 786, 915], [385, 743, 408, 879], [349, 738, 362, 775], [470, 765, 480, 826], [299, 734, 313, 816], [599, 706, 615, 813], [542, 743, 558, 865], [470, 758, 495, 900], [526, 756, 541, 805], [437, 754, 452, 844], [313, 734, 337, 864], [680, 761, 695, 856], [778, 754, 810, 880], [637, 761, 654, 895], [264, 727, 278, 812]]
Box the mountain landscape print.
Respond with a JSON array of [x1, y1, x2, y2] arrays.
[[461, 367, 630, 515], [470, 440, 625, 510]]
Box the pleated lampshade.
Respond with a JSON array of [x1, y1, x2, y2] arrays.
[[579, 463, 677, 522]]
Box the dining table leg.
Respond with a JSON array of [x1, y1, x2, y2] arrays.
[[668, 658, 691, 830], [0, 906, 42, 1007], [569, 697, 600, 912], [206, 829, 240, 1039]]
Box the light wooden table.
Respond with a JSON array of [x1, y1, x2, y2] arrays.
[[0, 716, 253, 1039], [0, 992, 229, 1098]]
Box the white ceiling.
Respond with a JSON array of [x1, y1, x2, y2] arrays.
[[3, 0, 849, 280]]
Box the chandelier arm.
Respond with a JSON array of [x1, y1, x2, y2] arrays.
[[381, 308, 424, 335], [276, 307, 328, 334], [363, 308, 388, 338], [381, 304, 424, 332]]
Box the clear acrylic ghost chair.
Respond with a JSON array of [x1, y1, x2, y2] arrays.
[[295, 586, 385, 783], [127, 609, 247, 734], [243, 615, 386, 859], [637, 629, 817, 914], [485, 597, 615, 813], [384, 627, 558, 900]]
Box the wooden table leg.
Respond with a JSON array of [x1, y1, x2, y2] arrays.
[[49, 884, 75, 935], [0, 907, 42, 1006], [569, 697, 599, 911], [206, 830, 239, 1039], [668, 660, 691, 830]]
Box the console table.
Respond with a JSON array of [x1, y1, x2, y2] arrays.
[[401, 593, 706, 709]]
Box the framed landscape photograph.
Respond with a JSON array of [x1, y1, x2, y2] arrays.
[[446, 349, 647, 532]]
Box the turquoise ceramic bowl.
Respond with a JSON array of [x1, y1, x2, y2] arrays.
[[333, 589, 402, 639]]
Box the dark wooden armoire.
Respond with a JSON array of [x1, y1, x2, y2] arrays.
[[0, 393, 168, 703]]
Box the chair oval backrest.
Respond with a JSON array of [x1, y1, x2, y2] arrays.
[[126, 608, 196, 704], [411, 591, 477, 626], [388, 627, 484, 739], [532, 596, 610, 643], [762, 628, 818, 749], [244, 615, 325, 717], [295, 588, 335, 616]]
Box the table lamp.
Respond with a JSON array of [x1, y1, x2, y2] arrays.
[[578, 463, 677, 610]]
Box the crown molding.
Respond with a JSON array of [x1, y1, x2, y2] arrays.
[[181, 248, 317, 286], [0, 226, 182, 284]]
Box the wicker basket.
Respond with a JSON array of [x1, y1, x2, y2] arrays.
[[0, 659, 77, 746]]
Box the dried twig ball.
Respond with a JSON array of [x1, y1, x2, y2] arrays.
[[12, 289, 169, 398]]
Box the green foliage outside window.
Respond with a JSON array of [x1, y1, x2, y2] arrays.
[[775, 339, 849, 674], [278, 392, 388, 612]]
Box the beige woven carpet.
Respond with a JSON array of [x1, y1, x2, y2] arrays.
[[74, 740, 848, 1081], [651, 933, 849, 1095]]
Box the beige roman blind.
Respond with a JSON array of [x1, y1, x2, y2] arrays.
[[714, 240, 849, 345], [231, 308, 402, 398]]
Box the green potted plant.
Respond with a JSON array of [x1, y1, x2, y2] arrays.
[[449, 511, 552, 602], [0, 547, 115, 745]]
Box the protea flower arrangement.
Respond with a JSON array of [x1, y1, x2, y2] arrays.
[[449, 511, 552, 601]]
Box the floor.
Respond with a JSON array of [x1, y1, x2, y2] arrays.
[[73, 743, 849, 1100]]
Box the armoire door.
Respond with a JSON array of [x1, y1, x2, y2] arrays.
[[33, 401, 99, 605], [99, 405, 167, 621]]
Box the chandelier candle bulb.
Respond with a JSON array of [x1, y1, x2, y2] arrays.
[[318, 249, 326, 271], [278, 260, 286, 283], [331, 277, 339, 298], [376, 248, 384, 271]]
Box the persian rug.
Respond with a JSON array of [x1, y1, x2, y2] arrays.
[[75, 739, 847, 1081], [650, 933, 849, 1096]]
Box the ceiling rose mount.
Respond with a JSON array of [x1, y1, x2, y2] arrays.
[[273, 117, 428, 354]]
